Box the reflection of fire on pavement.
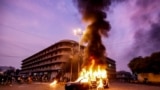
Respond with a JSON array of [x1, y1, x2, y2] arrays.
[[49, 80, 57, 87]]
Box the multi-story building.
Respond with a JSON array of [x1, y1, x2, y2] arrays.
[[21, 39, 116, 81], [106, 57, 116, 80]]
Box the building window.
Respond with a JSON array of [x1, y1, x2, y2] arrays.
[[109, 64, 112, 67]]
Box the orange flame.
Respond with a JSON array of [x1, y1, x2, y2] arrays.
[[76, 57, 107, 89], [50, 80, 57, 87], [97, 79, 103, 89]]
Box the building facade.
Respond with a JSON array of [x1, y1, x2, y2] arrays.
[[116, 71, 132, 82], [21, 40, 116, 81], [106, 57, 116, 80]]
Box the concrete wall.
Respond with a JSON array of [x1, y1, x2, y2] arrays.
[[138, 73, 160, 83]]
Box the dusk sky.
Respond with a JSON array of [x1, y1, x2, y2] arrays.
[[0, 0, 160, 72]]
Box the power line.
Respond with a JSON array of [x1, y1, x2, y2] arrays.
[[0, 39, 37, 52], [0, 23, 56, 53], [0, 54, 26, 58], [64, 1, 84, 28], [0, 24, 54, 43]]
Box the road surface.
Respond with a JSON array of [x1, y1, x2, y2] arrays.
[[0, 82, 160, 90]]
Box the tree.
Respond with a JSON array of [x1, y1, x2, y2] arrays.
[[15, 69, 20, 75], [128, 56, 143, 73], [128, 51, 160, 74], [149, 52, 160, 73]]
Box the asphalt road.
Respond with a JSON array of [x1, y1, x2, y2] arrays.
[[108, 82, 160, 90], [0, 82, 160, 90]]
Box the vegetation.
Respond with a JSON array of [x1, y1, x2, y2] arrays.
[[128, 51, 160, 74]]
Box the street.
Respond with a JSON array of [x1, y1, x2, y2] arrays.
[[0, 82, 160, 90]]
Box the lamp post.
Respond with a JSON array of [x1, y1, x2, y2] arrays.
[[73, 28, 83, 73]]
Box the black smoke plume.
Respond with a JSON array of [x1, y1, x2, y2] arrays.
[[74, 0, 111, 66]]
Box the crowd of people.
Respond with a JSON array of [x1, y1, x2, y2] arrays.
[[0, 74, 51, 85]]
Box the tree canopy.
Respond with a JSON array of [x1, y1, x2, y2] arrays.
[[128, 51, 160, 74]]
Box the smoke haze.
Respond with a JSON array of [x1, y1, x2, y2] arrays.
[[129, 0, 160, 56], [106, 0, 160, 71]]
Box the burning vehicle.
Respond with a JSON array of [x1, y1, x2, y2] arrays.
[[66, 0, 112, 89], [65, 81, 90, 90], [65, 79, 109, 90], [65, 58, 109, 90]]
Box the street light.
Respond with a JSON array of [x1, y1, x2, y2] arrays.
[[73, 28, 83, 74]]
